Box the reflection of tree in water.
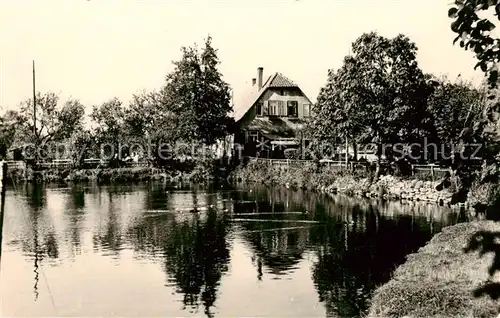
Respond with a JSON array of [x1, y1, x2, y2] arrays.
[[162, 209, 230, 317], [92, 191, 122, 254], [239, 186, 456, 317], [63, 185, 86, 252], [145, 182, 170, 211], [128, 192, 231, 317], [310, 204, 442, 317]]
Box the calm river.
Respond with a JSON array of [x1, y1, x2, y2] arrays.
[[0, 182, 470, 317]]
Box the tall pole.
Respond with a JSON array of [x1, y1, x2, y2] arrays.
[[32, 61, 37, 166], [33, 60, 36, 138]]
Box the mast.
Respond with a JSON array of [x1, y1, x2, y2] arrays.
[[32, 60, 37, 165]]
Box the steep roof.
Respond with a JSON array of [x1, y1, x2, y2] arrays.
[[231, 72, 301, 122], [267, 73, 298, 88]]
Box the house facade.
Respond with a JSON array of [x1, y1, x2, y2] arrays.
[[231, 67, 313, 159]]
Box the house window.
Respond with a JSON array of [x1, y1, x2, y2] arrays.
[[287, 101, 298, 117], [303, 103, 311, 117], [256, 101, 263, 116], [268, 100, 279, 116], [278, 101, 286, 116], [280, 89, 285, 96]]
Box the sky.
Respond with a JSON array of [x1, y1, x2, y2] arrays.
[[0, 0, 488, 115]]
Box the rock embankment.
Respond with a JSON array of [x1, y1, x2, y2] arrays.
[[319, 175, 454, 205]]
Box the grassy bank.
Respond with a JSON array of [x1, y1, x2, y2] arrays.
[[232, 160, 368, 192], [5, 161, 231, 184], [367, 221, 500, 317]]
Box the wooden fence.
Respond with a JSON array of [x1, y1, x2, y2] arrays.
[[411, 164, 450, 179], [5, 159, 150, 170]]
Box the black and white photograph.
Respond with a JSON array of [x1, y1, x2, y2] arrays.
[[1, 0, 500, 317]]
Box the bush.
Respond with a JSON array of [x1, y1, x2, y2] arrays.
[[284, 148, 300, 160]]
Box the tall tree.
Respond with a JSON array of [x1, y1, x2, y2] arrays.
[[448, 0, 500, 210], [313, 32, 433, 176], [311, 67, 365, 160], [161, 36, 234, 145]]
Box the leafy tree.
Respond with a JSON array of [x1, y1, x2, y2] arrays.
[[0, 110, 21, 159], [448, 0, 500, 203], [312, 66, 368, 161], [427, 76, 487, 161], [123, 90, 181, 164], [90, 97, 125, 158], [161, 36, 234, 146], [16, 92, 85, 161], [313, 32, 433, 176], [449, 0, 500, 86], [69, 129, 95, 166]]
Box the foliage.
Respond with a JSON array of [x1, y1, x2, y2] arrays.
[[283, 148, 300, 159], [123, 90, 180, 163], [90, 97, 125, 148], [0, 110, 21, 158], [312, 32, 433, 164], [448, 1, 500, 216], [69, 129, 95, 166], [428, 76, 486, 144], [18, 92, 85, 144], [13, 92, 85, 161], [449, 0, 500, 87], [160, 35, 234, 145]]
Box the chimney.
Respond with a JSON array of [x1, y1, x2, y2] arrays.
[[252, 78, 256, 86], [257, 67, 263, 90]]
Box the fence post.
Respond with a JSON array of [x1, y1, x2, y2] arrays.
[[431, 164, 435, 181]]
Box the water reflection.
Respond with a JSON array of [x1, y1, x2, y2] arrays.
[[0, 182, 473, 317]]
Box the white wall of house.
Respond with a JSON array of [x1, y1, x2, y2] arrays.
[[255, 88, 312, 119]]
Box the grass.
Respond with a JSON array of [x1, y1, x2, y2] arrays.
[[231, 160, 367, 192], [367, 221, 500, 317]]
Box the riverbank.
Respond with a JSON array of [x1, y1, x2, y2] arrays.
[[367, 220, 500, 317], [5, 163, 231, 185], [232, 160, 455, 206]]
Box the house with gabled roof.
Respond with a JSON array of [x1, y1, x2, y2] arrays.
[[231, 67, 313, 159]]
